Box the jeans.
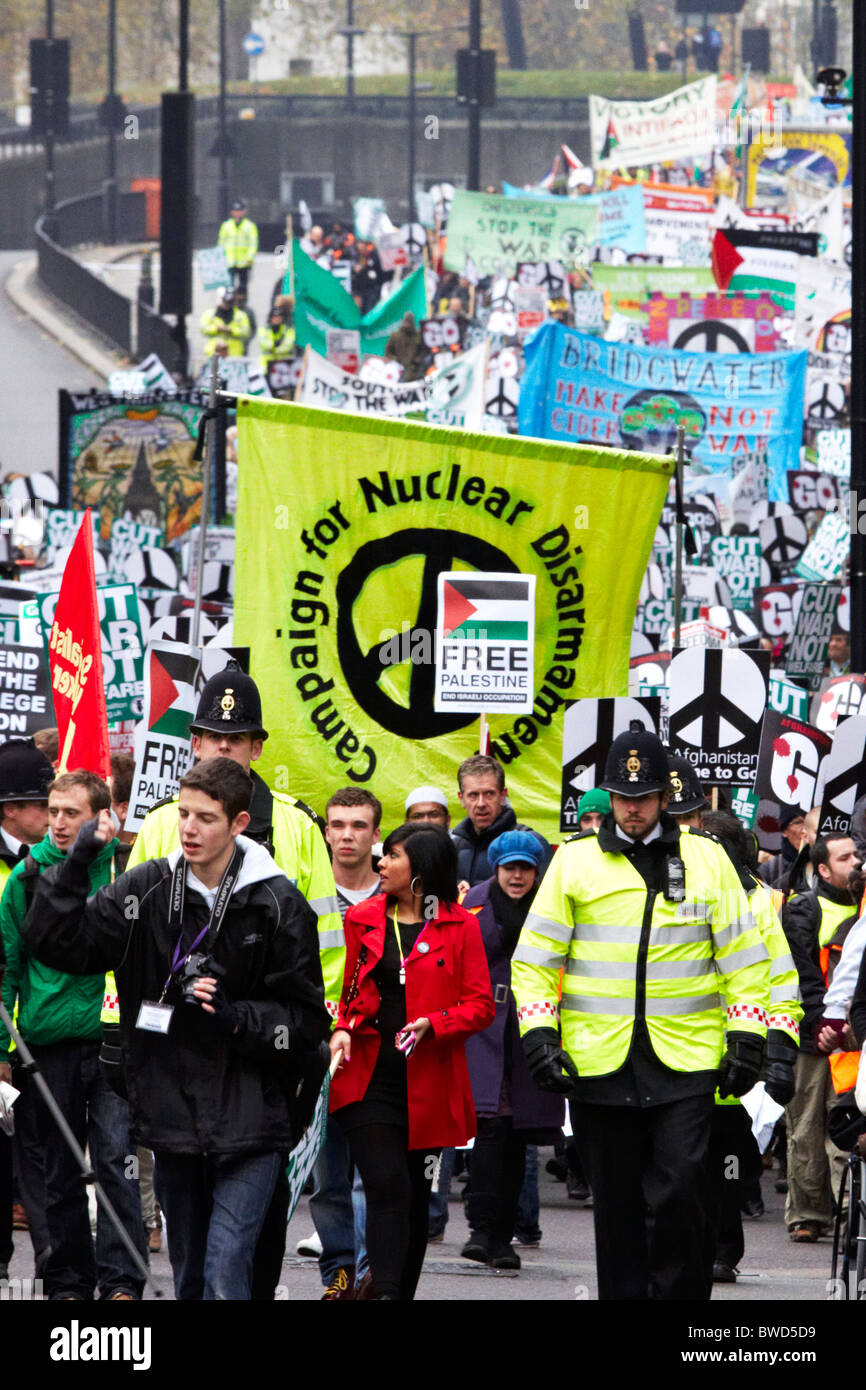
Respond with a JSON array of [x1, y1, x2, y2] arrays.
[[428, 1147, 456, 1236], [154, 1149, 281, 1300], [310, 1115, 368, 1284], [515, 1144, 541, 1242], [31, 1039, 147, 1300]]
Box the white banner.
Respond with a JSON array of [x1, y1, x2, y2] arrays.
[[590, 76, 717, 170], [299, 343, 488, 431]]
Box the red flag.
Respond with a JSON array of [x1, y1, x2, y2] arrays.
[[48, 510, 110, 778], [711, 229, 744, 292]]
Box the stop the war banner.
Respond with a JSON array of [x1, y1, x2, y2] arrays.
[[443, 190, 599, 279], [519, 323, 808, 502], [235, 402, 670, 841], [298, 343, 487, 430], [589, 76, 717, 170]]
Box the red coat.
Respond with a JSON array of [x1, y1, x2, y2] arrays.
[[329, 894, 495, 1150]]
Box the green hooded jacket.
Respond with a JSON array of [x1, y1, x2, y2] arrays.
[[0, 833, 120, 1057]]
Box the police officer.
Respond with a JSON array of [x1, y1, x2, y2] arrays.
[[0, 738, 53, 896], [666, 752, 709, 829], [200, 288, 251, 359], [259, 303, 295, 378], [218, 199, 259, 295], [511, 729, 770, 1301], [127, 662, 343, 1298]]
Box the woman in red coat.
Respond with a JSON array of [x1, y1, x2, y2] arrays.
[[329, 822, 494, 1300]]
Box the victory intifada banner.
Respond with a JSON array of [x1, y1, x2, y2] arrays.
[[519, 323, 808, 502], [235, 402, 670, 841], [590, 76, 718, 170]]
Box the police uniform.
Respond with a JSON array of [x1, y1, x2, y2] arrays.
[[0, 739, 53, 897], [218, 202, 259, 294], [512, 730, 771, 1301], [666, 753, 710, 820], [200, 296, 251, 358]]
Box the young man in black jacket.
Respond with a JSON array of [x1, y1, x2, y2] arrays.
[[25, 758, 330, 1301]]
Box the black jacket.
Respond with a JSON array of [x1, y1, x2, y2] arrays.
[[451, 805, 552, 887], [782, 880, 858, 1054], [25, 837, 330, 1155]]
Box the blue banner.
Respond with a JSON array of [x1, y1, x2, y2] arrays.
[[519, 323, 807, 502], [501, 183, 646, 253]]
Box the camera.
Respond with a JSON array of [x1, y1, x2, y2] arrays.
[[180, 952, 221, 1005]]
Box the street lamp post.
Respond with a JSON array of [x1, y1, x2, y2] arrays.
[[103, 0, 118, 243], [44, 0, 56, 235], [407, 31, 418, 227], [467, 0, 482, 192], [218, 0, 228, 223]]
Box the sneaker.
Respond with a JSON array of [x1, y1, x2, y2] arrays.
[[460, 1233, 492, 1264], [513, 1234, 541, 1248], [789, 1221, 822, 1243], [427, 1230, 445, 1243], [712, 1261, 737, 1284], [296, 1231, 323, 1258], [148, 1226, 163, 1253], [566, 1175, 592, 1202], [742, 1198, 764, 1220], [352, 1271, 374, 1300], [321, 1266, 355, 1300]]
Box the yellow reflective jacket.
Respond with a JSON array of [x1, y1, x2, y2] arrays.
[[200, 307, 251, 357], [218, 216, 259, 268], [127, 789, 344, 1018], [512, 823, 770, 1077]]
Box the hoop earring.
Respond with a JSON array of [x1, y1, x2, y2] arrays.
[[410, 875, 423, 897]]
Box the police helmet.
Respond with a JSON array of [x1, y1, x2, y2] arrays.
[[600, 729, 669, 797], [0, 738, 54, 803], [666, 753, 709, 815], [190, 661, 268, 741]]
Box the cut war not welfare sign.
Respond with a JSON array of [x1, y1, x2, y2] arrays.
[[435, 573, 535, 712], [234, 401, 670, 842]]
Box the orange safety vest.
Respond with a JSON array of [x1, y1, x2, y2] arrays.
[[820, 938, 860, 1094]]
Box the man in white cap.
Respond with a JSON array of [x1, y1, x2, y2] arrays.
[[404, 786, 450, 830]]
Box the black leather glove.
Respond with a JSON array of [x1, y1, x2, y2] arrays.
[[68, 818, 107, 865], [763, 1029, 798, 1107], [201, 979, 244, 1038], [717, 1030, 764, 1099], [522, 1026, 579, 1094]]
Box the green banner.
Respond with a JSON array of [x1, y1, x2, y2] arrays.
[[443, 190, 599, 279], [593, 263, 715, 322], [235, 402, 670, 841], [286, 243, 428, 357]]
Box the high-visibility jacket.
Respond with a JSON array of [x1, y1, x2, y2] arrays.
[[715, 875, 802, 1106], [218, 216, 259, 268], [127, 792, 344, 1019], [511, 827, 770, 1077], [258, 323, 295, 371], [200, 306, 250, 357]]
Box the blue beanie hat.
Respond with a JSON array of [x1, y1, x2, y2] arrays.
[[488, 830, 544, 869]]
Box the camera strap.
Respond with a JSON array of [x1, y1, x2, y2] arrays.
[[160, 843, 245, 1000]]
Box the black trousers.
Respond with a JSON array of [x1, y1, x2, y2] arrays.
[[0, 1129, 12, 1267], [466, 1115, 526, 1243], [707, 1104, 754, 1269], [571, 1093, 715, 1301], [347, 1124, 437, 1300]]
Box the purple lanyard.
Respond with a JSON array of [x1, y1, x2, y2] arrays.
[[160, 844, 243, 999]]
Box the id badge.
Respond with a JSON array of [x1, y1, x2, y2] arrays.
[[136, 1001, 174, 1034]]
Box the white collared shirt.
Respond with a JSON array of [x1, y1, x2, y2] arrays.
[[0, 826, 22, 859]]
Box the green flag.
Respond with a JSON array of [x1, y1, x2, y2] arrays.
[[286, 243, 428, 358]]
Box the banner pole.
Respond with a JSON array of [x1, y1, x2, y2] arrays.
[[673, 424, 686, 650], [192, 355, 219, 649], [479, 710, 488, 754]]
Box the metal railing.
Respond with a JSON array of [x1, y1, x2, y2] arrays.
[[35, 190, 149, 355]]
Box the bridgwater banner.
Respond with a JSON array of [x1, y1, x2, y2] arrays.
[[519, 323, 807, 502], [443, 190, 599, 278], [235, 402, 670, 841], [589, 76, 718, 170]]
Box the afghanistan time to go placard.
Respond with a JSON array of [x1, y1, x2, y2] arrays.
[[435, 572, 536, 713]]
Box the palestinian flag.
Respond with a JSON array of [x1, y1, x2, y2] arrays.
[[711, 229, 744, 292], [145, 641, 199, 740], [440, 575, 532, 642], [599, 117, 618, 162]]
